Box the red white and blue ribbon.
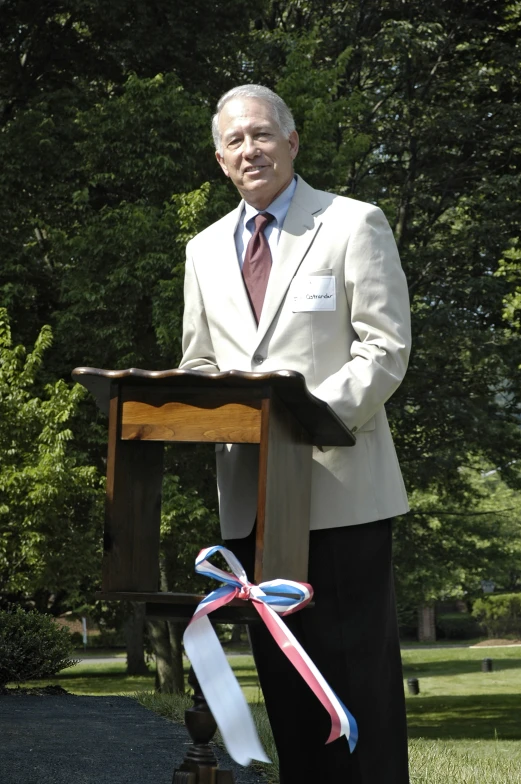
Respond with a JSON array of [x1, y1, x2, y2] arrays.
[[183, 545, 358, 767]]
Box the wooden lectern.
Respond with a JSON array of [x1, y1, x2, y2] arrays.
[[72, 367, 354, 782]]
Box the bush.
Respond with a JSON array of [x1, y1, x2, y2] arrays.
[[396, 603, 419, 641], [0, 606, 77, 689], [90, 628, 126, 648], [436, 612, 483, 640], [70, 631, 84, 647], [471, 593, 521, 638]]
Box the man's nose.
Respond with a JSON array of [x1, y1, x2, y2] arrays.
[[242, 136, 259, 158]]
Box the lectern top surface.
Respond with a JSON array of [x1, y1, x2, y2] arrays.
[[72, 366, 355, 447]]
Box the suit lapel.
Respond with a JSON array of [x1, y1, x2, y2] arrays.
[[214, 203, 259, 336], [256, 177, 324, 342]]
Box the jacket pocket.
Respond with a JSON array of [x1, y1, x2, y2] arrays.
[[353, 416, 376, 433], [319, 416, 376, 451]]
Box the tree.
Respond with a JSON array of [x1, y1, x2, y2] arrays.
[[0, 0, 262, 353], [394, 466, 521, 607], [2, 0, 520, 649], [249, 0, 521, 497], [0, 309, 102, 613]]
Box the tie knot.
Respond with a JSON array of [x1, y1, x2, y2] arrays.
[[253, 212, 274, 233]]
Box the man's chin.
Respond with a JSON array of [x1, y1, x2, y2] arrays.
[[240, 182, 274, 208]]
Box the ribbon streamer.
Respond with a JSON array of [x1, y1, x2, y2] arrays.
[[183, 545, 358, 767]]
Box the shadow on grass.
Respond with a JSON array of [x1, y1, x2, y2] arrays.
[[13, 661, 260, 698], [12, 666, 156, 696], [406, 693, 521, 740], [402, 657, 521, 678]]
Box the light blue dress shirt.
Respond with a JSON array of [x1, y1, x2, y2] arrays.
[[235, 177, 298, 269]]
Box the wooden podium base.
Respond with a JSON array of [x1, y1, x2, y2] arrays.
[[73, 368, 354, 784], [172, 669, 235, 784]]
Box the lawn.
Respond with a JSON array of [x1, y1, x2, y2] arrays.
[[402, 647, 521, 741], [401, 646, 521, 783], [8, 653, 257, 698], [8, 645, 521, 783], [11, 659, 155, 695]]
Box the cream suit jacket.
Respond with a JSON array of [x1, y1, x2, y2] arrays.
[[180, 175, 411, 539]]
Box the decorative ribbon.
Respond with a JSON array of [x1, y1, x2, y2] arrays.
[[183, 545, 358, 767]]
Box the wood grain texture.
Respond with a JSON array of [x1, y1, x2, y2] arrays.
[[94, 591, 311, 623], [72, 367, 355, 446], [121, 399, 261, 443], [83, 370, 347, 606], [255, 394, 312, 584], [96, 591, 259, 622], [103, 383, 164, 592]]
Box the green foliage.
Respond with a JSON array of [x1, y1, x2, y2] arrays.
[[1, 0, 521, 621], [0, 309, 102, 609], [0, 605, 77, 689], [275, 36, 371, 191], [257, 1, 521, 498], [394, 464, 521, 610], [89, 629, 126, 649], [0, 3, 251, 618], [472, 593, 521, 638], [496, 241, 521, 331], [435, 612, 483, 641], [159, 459, 220, 593], [69, 631, 84, 648]]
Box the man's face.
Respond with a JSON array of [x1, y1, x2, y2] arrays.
[[215, 97, 299, 211]]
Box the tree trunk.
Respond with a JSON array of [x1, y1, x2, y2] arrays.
[[145, 555, 186, 693], [148, 619, 175, 692], [418, 605, 436, 642], [230, 624, 245, 646], [167, 620, 185, 691], [147, 618, 185, 693], [123, 602, 149, 675]]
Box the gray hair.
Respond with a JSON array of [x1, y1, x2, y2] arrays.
[[212, 84, 296, 153]]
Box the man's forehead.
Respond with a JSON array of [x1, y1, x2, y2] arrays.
[[221, 119, 274, 140], [219, 98, 277, 133]]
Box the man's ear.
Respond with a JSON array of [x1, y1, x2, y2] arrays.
[[288, 130, 299, 161], [215, 151, 230, 178]]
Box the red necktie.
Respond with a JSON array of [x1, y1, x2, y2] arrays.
[[242, 212, 275, 323]]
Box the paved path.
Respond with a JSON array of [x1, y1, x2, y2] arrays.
[[0, 695, 268, 784]]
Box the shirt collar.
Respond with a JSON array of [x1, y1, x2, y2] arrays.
[[243, 176, 297, 229]]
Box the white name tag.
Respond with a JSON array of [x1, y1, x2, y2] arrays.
[[290, 275, 336, 312]]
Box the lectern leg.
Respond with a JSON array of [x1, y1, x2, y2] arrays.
[[172, 668, 235, 784]]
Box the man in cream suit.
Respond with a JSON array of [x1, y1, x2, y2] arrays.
[[181, 85, 411, 784]]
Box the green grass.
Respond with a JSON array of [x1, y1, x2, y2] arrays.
[[402, 647, 521, 741], [134, 689, 521, 784], [136, 689, 278, 783], [7, 654, 259, 697], [8, 660, 155, 695], [72, 647, 127, 658], [409, 738, 521, 783], [8, 646, 521, 783]]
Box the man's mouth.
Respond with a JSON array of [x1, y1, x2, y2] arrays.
[[244, 165, 268, 173]]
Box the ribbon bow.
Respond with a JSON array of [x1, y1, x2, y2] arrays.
[[183, 545, 358, 767]]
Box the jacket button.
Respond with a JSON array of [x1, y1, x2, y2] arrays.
[[253, 354, 264, 365]]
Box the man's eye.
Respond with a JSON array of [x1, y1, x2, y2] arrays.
[[227, 138, 242, 148]]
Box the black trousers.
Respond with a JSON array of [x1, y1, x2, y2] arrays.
[[226, 520, 409, 784]]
